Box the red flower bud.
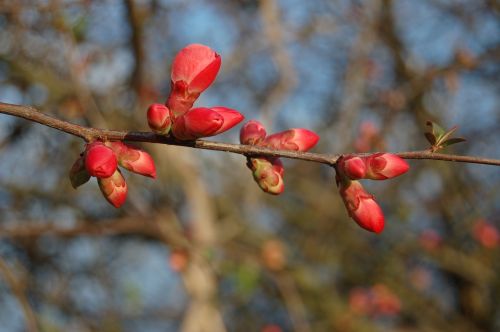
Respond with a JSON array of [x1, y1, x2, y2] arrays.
[[209, 107, 244, 136], [263, 129, 319, 151], [171, 107, 223, 140], [98, 169, 128, 208], [106, 142, 156, 178], [171, 107, 243, 140], [337, 156, 367, 180], [241, 123, 318, 195], [338, 180, 385, 233], [167, 44, 221, 116], [147, 104, 171, 134], [247, 157, 284, 195], [363, 153, 409, 180], [84, 142, 118, 178], [171, 43, 221, 94], [240, 120, 267, 145]]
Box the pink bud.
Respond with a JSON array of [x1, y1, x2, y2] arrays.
[[84, 142, 118, 178], [147, 104, 171, 134], [167, 44, 221, 116], [98, 169, 128, 208], [240, 120, 267, 145], [338, 180, 385, 233], [248, 157, 284, 195], [171, 44, 221, 94], [171, 107, 224, 140], [210, 107, 244, 135], [363, 153, 409, 180], [106, 142, 156, 178], [337, 156, 367, 180], [263, 129, 319, 151]]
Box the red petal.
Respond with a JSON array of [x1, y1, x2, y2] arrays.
[[171, 44, 221, 93], [98, 169, 128, 208], [339, 180, 385, 233], [189, 55, 221, 93], [240, 120, 267, 145], [210, 107, 244, 135], [85, 142, 118, 178], [147, 104, 171, 134], [172, 107, 224, 140], [353, 197, 385, 233], [107, 142, 156, 179], [288, 129, 320, 151], [263, 129, 319, 152], [365, 153, 409, 180], [338, 156, 367, 180]]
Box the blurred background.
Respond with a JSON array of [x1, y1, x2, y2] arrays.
[[0, 0, 499, 331]]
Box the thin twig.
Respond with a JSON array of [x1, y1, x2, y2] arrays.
[[1, 102, 499, 167]]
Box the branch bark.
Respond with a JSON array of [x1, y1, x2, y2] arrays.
[[1, 102, 499, 167]]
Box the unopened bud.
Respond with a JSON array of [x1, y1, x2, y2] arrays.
[[172, 107, 243, 140], [147, 104, 171, 134], [338, 180, 385, 233], [209, 107, 244, 136], [248, 157, 284, 195], [167, 44, 221, 116], [263, 128, 319, 151], [171, 44, 221, 94], [84, 142, 118, 178], [106, 142, 156, 178], [240, 120, 267, 145], [337, 155, 367, 180], [172, 107, 223, 140], [98, 169, 128, 208], [364, 153, 409, 180]]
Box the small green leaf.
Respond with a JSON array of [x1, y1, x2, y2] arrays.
[[69, 156, 90, 189], [436, 126, 458, 145], [425, 132, 437, 145], [440, 137, 467, 147], [426, 121, 446, 140]]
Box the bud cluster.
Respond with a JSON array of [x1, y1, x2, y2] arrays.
[[240, 120, 319, 195], [335, 153, 409, 233], [147, 44, 244, 140], [68, 43, 412, 233], [69, 141, 156, 208]]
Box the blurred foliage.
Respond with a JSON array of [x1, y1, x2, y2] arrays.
[[0, 0, 499, 331]]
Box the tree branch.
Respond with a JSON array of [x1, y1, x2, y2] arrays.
[[1, 102, 499, 166]]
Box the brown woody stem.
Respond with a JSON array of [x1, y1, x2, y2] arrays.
[[1, 102, 499, 167]]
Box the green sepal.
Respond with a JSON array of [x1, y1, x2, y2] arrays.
[[69, 155, 90, 189]]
